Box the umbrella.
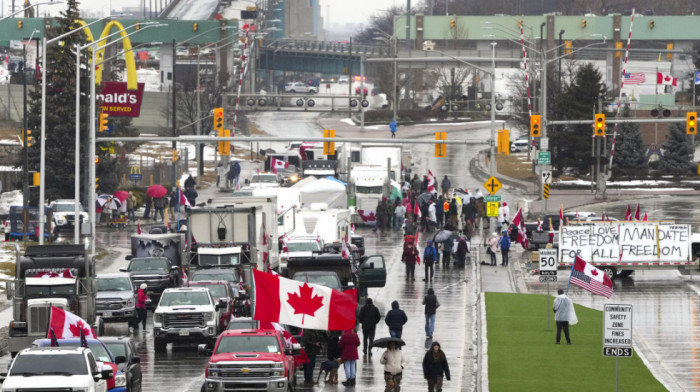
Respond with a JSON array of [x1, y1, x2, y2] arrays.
[[147, 184, 167, 198], [96, 195, 120, 210], [370, 337, 405, 349], [433, 229, 453, 243], [416, 192, 433, 207], [112, 190, 129, 202]]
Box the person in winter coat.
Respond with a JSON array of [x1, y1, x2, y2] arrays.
[[421, 175, 429, 193], [440, 175, 451, 198], [404, 216, 418, 237], [423, 288, 440, 338], [143, 194, 152, 219], [184, 175, 195, 190], [126, 192, 137, 223], [423, 240, 437, 281], [405, 198, 414, 221], [497, 201, 510, 232], [385, 301, 408, 338], [498, 229, 511, 266], [394, 203, 406, 232], [435, 196, 445, 229], [153, 195, 166, 222], [456, 235, 469, 267], [475, 196, 486, 229], [411, 174, 422, 193], [427, 201, 437, 232], [184, 186, 198, 207], [488, 232, 499, 266], [442, 235, 454, 268], [130, 283, 149, 333], [423, 341, 451, 392], [402, 241, 419, 280], [463, 197, 477, 224], [375, 199, 387, 232], [357, 298, 382, 355], [448, 199, 459, 227], [380, 341, 406, 392], [482, 217, 491, 246], [339, 328, 360, 386], [553, 289, 574, 344], [169, 189, 179, 218], [302, 330, 323, 384]]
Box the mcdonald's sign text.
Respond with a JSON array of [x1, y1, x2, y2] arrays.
[[98, 82, 145, 117]]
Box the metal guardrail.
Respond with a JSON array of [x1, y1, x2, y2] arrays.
[[262, 39, 388, 56]]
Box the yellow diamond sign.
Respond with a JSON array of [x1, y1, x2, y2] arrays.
[[483, 176, 502, 195]]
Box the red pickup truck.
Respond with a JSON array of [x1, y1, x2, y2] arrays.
[[199, 329, 301, 392]]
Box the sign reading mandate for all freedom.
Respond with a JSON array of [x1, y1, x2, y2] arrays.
[[558, 224, 691, 264]]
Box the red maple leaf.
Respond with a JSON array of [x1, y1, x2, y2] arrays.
[[590, 268, 598, 276], [286, 283, 324, 324], [68, 320, 92, 338], [358, 210, 376, 222]]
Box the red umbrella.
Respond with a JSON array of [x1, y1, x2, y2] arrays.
[[112, 190, 129, 202], [147, 184, 167, 198]]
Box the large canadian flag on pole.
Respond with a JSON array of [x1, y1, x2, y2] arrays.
[[253, 270, 357, 331], [46, 306, 97, 340], [270, 157, 289, 174], [656, 72, 677, 86]]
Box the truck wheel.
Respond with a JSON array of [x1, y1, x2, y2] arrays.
[[200, 382, 206, 392], [602, 267, 617, 280], [287, 383, 294, 392], [617, 270, 634, 279], [154, 338, 167, 353]]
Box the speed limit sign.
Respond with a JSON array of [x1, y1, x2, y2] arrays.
[[539, 249, 557, 281]]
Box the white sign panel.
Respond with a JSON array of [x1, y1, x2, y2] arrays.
[[558, 223, 691, 264], [541, 171, 552, 184], [538, 249, 557, 274], [603, 304, 633, 348]]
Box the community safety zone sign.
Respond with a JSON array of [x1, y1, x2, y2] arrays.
[[557, 224, 691, 264]]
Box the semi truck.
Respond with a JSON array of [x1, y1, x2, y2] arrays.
[[349, 165, 390, 225], [6, 244, 102, 357]]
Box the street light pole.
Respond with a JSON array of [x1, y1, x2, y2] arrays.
[[490, 42, 497, 174]]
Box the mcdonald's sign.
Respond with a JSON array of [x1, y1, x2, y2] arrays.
[[78, 19, 145, 117]]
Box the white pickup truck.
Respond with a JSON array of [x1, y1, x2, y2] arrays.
[[0, 346, 113, 392]]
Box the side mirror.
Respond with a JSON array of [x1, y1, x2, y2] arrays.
[[125, 255, 133, 261], [218, 298, 229, 307], [114, 356, 127, 364], [130, 356, 141, 364], [291, 342, 302, 356], [119, 268, 128, 273], [0, 372, 7, 383]]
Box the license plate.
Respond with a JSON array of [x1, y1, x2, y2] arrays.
[[179, 329, 190, 336], [102, 312, 112, 318]]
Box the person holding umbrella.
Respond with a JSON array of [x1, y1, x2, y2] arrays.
[[423, 341, 450, 392], [380, 340, 406, 392]]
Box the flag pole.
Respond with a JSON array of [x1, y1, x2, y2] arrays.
[[565, 260, 575, 295]]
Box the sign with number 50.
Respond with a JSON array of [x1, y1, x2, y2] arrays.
[[539, 249, 558, 275]]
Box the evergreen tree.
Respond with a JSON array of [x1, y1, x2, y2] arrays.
[[611, 108, 647, 178], [659, 123, 694, 176], [551, 63, 607, 175]]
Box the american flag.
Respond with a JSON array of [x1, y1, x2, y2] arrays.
[[570, 256, 613, 299], [622, 72, 646, 85]]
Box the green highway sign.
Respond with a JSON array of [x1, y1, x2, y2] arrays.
[[538, 151, 551, 165], [484, 195, 501, 202]]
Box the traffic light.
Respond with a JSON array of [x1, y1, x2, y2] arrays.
[[33, 172, 40, 186], [193, 22, 198, 32], [323, 129, 335, 156], [17, 20, 22, 29], [687, 111, 697, 135], [649, 20, 655, 29], [564, 40, 572, 55], [135, 23, 140, 31], [213, 107, 224, 134], [581, 19, 587, 28], [594, 113, 606, 136], [518, 19, 523, 29], [434, 132, 446, 158], [172, 149, 179, 162], [94, 157, 100, 164], [99, 112, 109, 132], [666, 43, 673, 60], [95, 177, 99, 189], [218, 129, 231, 156], [23, 129, 34, 147], [450, 19, 455, 28], [530, 114, 541, 137]]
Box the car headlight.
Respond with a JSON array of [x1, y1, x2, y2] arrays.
[[114, 374, 126, 387], [273, 362, 285, 377], [207, 363, 220, 378], [154, 313, 164, 324], [204, 312, 215, 322], [124, 299, 134, 307]]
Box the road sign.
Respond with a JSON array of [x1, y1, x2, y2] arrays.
[[537, 151, 551, 165], [484, 195, 501, 202], [543, 184, 550, 199], [538, 249, 557, 275], [128, 173, 142, 181], [603, 304, 633, 357], [541, 171, 552, 184], [539, 275, 557, 282], [483, 176, 502, 195], [540, 137, 549, 150], [486, 202, 499, 217]]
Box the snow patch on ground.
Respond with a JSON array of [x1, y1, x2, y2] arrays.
[[340, 118, 355, 125], [558, 179, 673, 186]]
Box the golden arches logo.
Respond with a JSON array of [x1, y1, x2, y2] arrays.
[[76, 20, 138, 90]]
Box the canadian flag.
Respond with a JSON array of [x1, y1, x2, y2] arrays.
[[633, 203, 640, 220], [270, 157, 289, 174], [427, 170, 436, 193], [32, 268, 74, 278], [657, 72, 677, 86], [259, 320, 309, 367], [624, 205, 632, 221], [414, 200, 421, 219], [341, 235, 350, 260], [536, 218, 543, 231], [559, 206, 564, 228], [253, 270, 357, 330], [643, 210, 648, 221], [510, 208, 529, 250], [47, 306, 97, 340]]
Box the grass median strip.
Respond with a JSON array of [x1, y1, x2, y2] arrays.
[[485, 292, 666, 391]]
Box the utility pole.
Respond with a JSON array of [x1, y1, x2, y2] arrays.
[[405, 0, 411, 51], [171, 39, 177, 186]]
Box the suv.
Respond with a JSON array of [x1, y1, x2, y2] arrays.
[[188, 281, 237, 330], [96, 273, 136, 324], [510, 137, 529, 152], [152, 287, 225, 352], [120, 257, 182, 303], [0, 346, 112, 392], [284, 82, 317, 94], [49, 199, 89, 233], [199, 329, 301, 392], [249, 172, 281, 188], [100, 337, 142, 392]]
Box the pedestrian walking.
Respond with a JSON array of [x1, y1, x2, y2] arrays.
[[129, 283, 149, 333], [153, 195, 166, 222], [184, 174, 195, 190], [380, 341, 406, 392], [441, 234, 454, 268], [375, 199, 387, 232], [184, 186, 198, 207], [394, 203, 406, 232], [401, 241, 418, 280], [423, 288, 440, 338], [411, 174, 422, 193], [440, 175, 451, 198], [421, 175, 429, 193], [475, 195, 486, 229], [464, 218, 475, 240], [435, 196, 445, 229], [498, 229, 511, 266], [423, 240, 437, 281], [339, 328, 360, 386], [385, 301, 408, 338], [302, 329, 323, 385], [169, 189, 178, 219], [143, 194, 152, 219], [497, 201, 510, 232], [427, 200, 437, 232], [404, 216, 418, 237], [126, 192, 137, 223], [357, 298, 381, 355], [482, 217, 491, 246], [487, 232, 499, 266], [390, 118, 397, 138], [448, 198, 459, 227], [423, 341, 451, 392], [455, 235, 469, 267], [553, 289, 576, 344], [462, 197, 477, 226]]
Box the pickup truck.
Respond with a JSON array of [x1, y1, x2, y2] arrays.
[[0, 346, 113, 392], [199, 329, 301, 392], [152, 287, 226, 352], [120, 257, 182, 304], [96, 273, 136, 324]]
